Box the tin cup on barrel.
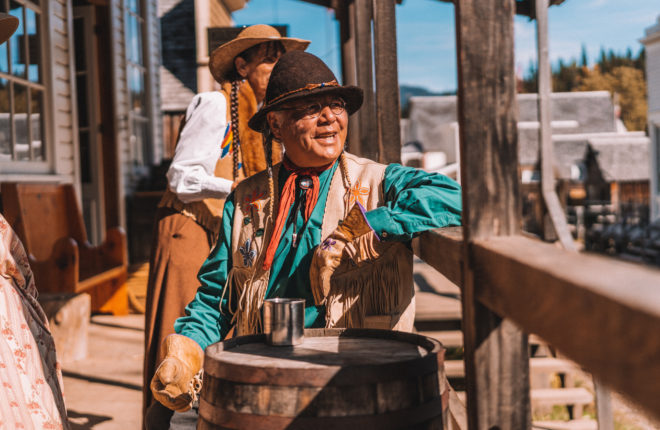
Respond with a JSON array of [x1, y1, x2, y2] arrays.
[[263, 298, 305, 346]]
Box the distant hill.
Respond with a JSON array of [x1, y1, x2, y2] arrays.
[[399, 85, 455, 117]]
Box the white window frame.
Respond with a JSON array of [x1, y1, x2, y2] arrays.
[[0, 0, 53, 175], [124, 0, 152, 175]]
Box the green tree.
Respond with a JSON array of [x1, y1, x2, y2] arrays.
[[578, 65, 647, 131]]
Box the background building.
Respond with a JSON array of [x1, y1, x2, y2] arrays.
[[642, 15, 660, 222]]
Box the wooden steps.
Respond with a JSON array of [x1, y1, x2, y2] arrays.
[[442, 357, 579, 379], [532, 419, 598, 430], [422, 330, 550, 349], [532, 387, 594, 419]]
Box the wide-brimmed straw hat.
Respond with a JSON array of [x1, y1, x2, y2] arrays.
[[209, 24, 310, 84], [0, 13, 19, 44], [248, 51, 363, 132]]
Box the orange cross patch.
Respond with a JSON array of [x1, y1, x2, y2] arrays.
[[244, 188, 266, 211], [349, 181, 369, 207]]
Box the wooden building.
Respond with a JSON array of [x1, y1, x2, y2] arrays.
[[642, 15, 660, 221], [0, 0, 162, 244], [159, 0, 246, 158]]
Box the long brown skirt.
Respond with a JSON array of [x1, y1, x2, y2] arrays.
[[142, 208, 213, 425]]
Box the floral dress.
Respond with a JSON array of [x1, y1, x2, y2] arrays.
[[0, 214, 68, 429]]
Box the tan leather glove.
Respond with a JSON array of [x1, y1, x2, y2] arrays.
[[150, 334, 204, 412], [310, 203, 374, 305]]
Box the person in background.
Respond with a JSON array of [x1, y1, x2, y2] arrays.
[[149, 51, 463, 417], [142, 25, 309, 428]]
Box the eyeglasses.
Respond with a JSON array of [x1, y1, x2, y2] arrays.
[[278, 99, 346, 119]]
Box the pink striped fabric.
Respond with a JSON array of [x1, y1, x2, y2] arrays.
[[0, 214, 68, 429]]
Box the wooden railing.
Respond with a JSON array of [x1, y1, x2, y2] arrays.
[[413, 227, 660, 422]]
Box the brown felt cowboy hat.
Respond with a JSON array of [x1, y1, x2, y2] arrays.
[[0, 12, 19, 45], [248, 51, 363, 132], [209, 24, 310, 84]]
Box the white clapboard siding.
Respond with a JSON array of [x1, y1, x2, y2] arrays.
[[110, 0, 129, 228], [145, 0, 163, 164], [49, 0, 77, 184], [647, 41, 660, 113]]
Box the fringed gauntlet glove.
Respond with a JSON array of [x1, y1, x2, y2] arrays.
[[150, 334, 204, 412], [310, 203, 374, 305]]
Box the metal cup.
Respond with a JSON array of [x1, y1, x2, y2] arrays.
[[263, 298, 305, 346]]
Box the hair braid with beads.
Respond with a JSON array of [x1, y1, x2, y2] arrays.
[[230, 81, 241, 180], [263, 131, 275, 222]]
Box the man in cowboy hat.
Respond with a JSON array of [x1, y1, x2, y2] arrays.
[[143, 25, 309, 428], [150, 51, 462, 416]]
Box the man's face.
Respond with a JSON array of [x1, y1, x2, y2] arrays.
[[235, 44, 281, 103], [267, 95, 348, 168]]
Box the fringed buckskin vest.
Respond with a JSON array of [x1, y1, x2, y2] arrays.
[[225, 152, 415, 336], [158, 81, 282, 236]]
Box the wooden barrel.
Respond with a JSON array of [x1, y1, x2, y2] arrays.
[[198, 328, 446, 430]]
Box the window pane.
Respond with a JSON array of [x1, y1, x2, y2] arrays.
[[132, 118, 148, 166], [656, 126, 660, 193], [79, 130, 91, 183], [129, 66, 145, 114], [76, 74, 88, 127], [0, 79, 10, 160], [9, 2, 25, 78], [30, 88, 44, 161], [73, 17, 85, 72], [14, 83, 29, 160], [25, 7, 40, 83], [126, 13, 143, 65], [127, 0, 139, 15], [0, 1, 7, 75]]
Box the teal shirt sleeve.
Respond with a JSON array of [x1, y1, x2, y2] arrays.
[[174, 194, 235, 350], [365, 164, 462, 241]]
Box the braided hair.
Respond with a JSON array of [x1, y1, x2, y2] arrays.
[[262, 131, 275, 222], [230, 81, 241, 180]]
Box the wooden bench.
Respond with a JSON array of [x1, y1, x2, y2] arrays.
[[1, 182, 128, 314]]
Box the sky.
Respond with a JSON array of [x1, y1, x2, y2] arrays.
[[233, 0, 660, 94]]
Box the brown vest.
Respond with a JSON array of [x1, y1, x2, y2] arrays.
[[225, 152, 415, 336], [159, 81, 282, 235]]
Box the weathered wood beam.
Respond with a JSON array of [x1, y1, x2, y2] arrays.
[[412, 227, 463, 287], [353, 0, 378, 160], [454, 0, 530, 428], [337, 0, 360, 152], [416, 228, 660, 421], [372, 0, 401, 164], [472, 235, 660, 420]]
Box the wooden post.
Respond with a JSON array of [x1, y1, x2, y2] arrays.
[[338, 0, 360, 152], [535, 0, 575, 249], [353, 0, 378, 160], [454, 1, 531, 429], [372, 0, 401, 164]]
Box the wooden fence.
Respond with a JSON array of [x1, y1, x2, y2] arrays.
[[417, 1, 660, 427]]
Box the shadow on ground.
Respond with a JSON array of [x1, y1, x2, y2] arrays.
[[67, 410, 113, 429]]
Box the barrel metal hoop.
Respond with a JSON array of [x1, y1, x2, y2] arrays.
[[198, 396, 444, 430]]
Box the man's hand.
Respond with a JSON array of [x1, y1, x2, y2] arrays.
[[310, 203, 373, 305], [151, 334, 204, 412]]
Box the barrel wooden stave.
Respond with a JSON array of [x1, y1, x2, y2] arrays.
[[199, 328, 445, 430]]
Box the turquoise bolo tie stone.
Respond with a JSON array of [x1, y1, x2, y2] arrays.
[[299, 177, 313, 190]]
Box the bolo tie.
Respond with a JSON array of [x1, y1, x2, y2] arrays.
[[291, 175, 313, 248]]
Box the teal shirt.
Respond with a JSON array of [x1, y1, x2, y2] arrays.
[[175, 162, 462, 350]]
